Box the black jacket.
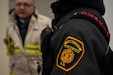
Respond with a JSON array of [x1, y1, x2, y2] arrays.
[[41, 1, 113, 75]]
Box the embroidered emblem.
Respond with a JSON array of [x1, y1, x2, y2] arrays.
[[56, 36, 85, 72], [60, 49, 74, 64]]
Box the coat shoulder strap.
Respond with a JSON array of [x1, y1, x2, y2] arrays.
[[54, 8, 110, 43]]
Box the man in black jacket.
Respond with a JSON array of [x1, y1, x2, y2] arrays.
[[41, 0, 113, 75]]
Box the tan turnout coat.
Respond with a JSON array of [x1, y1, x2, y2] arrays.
[[5, 9, 51, 75]]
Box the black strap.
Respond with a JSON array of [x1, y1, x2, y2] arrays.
[[53, 9, 110, 43]]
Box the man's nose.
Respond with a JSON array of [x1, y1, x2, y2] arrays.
[[20, 4, 25, 9]]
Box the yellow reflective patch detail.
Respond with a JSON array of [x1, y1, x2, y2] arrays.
[[26, 44, 40, 49], [11, 74, 16, 75], [13, 44, 21, 53], [26, 44, 42, 55], [26, 49, 42, 55], [14, 49, 22, 53], [13, 44, 42, 55]]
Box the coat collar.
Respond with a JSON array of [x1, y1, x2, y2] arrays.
[[9, 9, 40, 30]]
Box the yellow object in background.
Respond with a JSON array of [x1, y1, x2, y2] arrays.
[[4, 37, 13, 56]]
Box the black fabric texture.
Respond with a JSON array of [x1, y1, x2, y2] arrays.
[[51, 0, 105, 26]]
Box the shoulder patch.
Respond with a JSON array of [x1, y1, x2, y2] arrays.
[[56, 36, 85, 72]]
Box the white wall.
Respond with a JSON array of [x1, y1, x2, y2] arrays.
[[0, 0, 113, 75], [103, 0, 113, 49], [0, 0, 9, 75]]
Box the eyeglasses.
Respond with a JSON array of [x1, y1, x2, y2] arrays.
[[16, 3, 33, 8]]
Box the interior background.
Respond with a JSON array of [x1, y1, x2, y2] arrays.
[[0, 0, 113, 75]]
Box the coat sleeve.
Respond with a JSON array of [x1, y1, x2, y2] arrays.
[[50, 19, 113, 75]]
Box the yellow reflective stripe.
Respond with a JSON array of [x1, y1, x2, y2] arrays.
[[13, 44, 42, 55], [13, 44, 21, 53], [26, 49, 42, 55], [10, 74, 16, 75], [26, 44, 42, 55], [13, 49, 22, 53], [26, 44, 40, 49]]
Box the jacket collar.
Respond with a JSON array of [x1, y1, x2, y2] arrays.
[[9, 9, 40, 30]]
